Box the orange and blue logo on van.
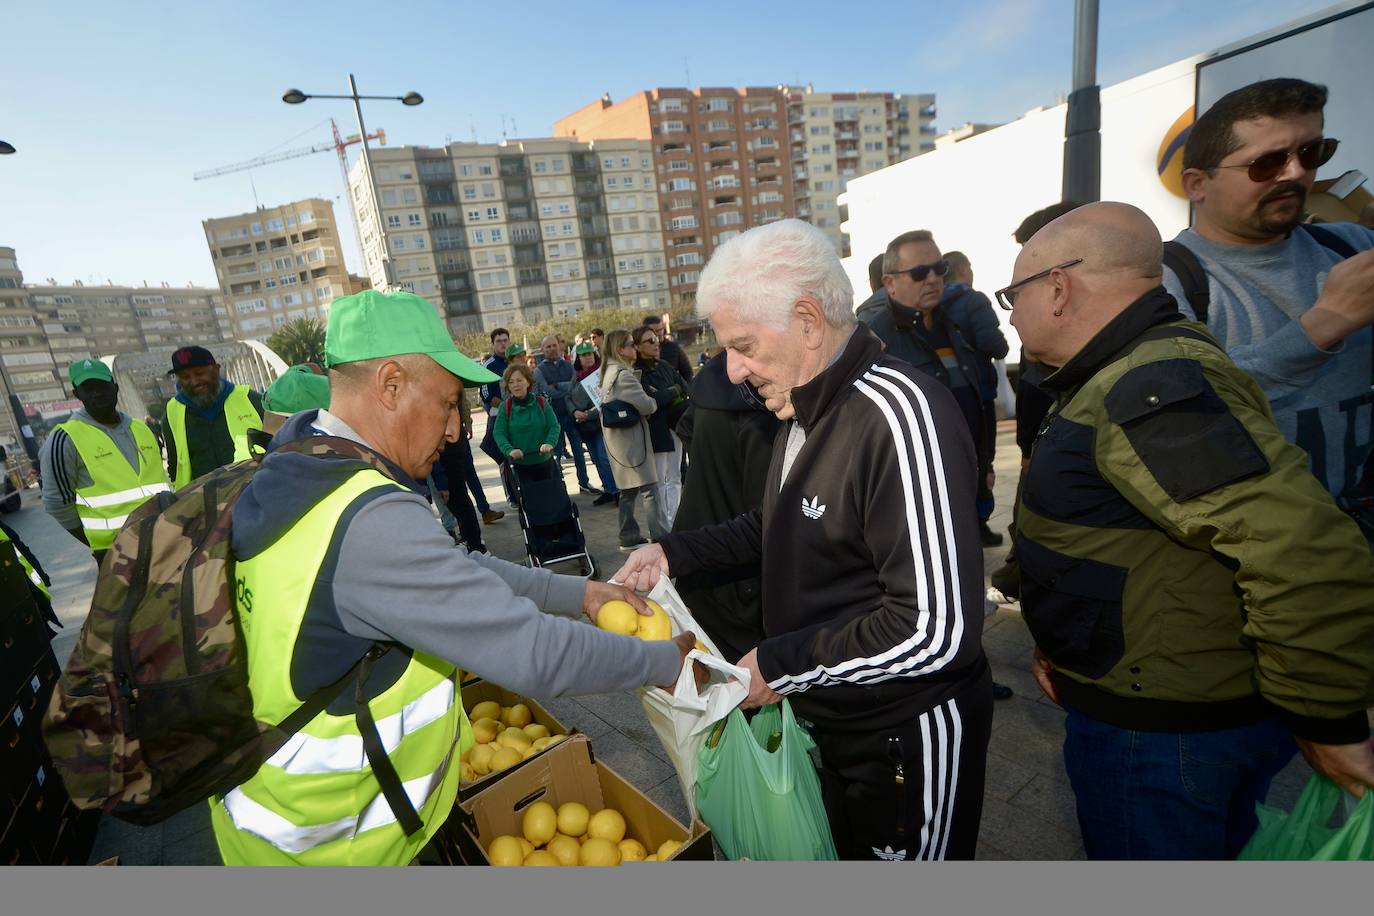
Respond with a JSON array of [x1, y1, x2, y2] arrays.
[[1156, 106, 1195, 199]]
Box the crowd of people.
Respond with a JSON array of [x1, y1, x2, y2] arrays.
[[7, 76, 1372, 865]]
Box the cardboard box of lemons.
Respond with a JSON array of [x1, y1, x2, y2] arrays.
[[587, 808, 626, 844], [522, 801, 558, 846], [487, 835, 524, 866], [470, 700, 502, 723], [579, 837, 622, 866]]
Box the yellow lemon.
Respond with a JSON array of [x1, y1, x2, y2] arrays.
[[544, 734, 567, 749], [489, 746, 523, 772], [524, 723, 550, 741], [596, 600, 640, 635], [695, 640, 709, 654], [579, 837, 622, 866], [522, 801, 558, 846], [587, 808, 626, 844], [518, 837, 535, 859], [618, 839, 647, 861], [643, 854, 658, 861], [470, 701, 502, 723], [657, 839, 682, 860], [487, 835, 524, 866], [546, 834, 580, 866], [497, 727, 532, 751], [505, 704, 533, 729], [460, 761, 475, 782], [557, 802, 590, 838], [531, 737, 552, 752], [523, 850, 559, 867], [471, 718, 501, 744], [636, 600, 673, 641], [469, 743, 494, 775]]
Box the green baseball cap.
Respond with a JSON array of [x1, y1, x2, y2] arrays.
[[323, 289, 499, 384], [574, 342, 596, 356], [505, 343, 526, 359], [69, 358, 113, 387], [263, 364, 332, 414]]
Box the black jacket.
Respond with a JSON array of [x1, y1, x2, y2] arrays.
[[635, 357, 688, 453], [670, 353, 780, 663], [660, 328, 989, 732], [659, 338, 693, 382]]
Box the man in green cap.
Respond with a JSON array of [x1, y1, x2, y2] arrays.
[[260, 364, 332, 432], [39, 359, 170, 564], [209, 289, 698, 867]]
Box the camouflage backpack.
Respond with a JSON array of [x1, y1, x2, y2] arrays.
[[42, 436, 394, 826]]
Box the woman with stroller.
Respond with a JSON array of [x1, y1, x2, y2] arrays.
[[632, 325, 690, 534], [569, 342, 619, 506], [600, 329, 664, 551], [493, 363, 560, 486]]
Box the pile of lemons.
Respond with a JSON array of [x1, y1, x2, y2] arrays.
[[487, 801, 684, 866], [460, 700, 567, 783]]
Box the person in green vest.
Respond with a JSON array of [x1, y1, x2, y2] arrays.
[[0, 520, 59, 634], [209, 289, 700, 866], [163, 345, 265, 489], [39, 358, 171, 565]]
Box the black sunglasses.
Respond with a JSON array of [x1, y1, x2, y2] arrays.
[[995, 259, 1083, 311], [892, 259, 950, 283], [1214, 137, 1339, 183]]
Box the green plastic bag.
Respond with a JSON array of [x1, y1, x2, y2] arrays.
[[694, 700, 837, 861], [1237, 774, 1374, 860]]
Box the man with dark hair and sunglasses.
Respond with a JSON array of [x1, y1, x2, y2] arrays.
[[1165, 77, 1374, 543]]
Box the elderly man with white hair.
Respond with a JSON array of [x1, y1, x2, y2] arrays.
[[615, 219, 994, 860]]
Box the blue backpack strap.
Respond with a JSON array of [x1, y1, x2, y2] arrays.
[[1297, 223, 1360, 259]]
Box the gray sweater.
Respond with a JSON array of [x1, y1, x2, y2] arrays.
[[231, 409, 680, 699], [1162, 224, 1374, 506], [40, 409, 143, 530]]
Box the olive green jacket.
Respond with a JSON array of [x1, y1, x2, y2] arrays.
[[1018, 288, 1374, 743]]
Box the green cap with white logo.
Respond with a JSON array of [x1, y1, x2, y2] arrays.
[[69, 358, 114, 387], [323, 289, 498, 384], [263, 365, 332, 415]]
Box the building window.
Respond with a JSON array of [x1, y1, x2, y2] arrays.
[[394, 238, 406, 250], [486, 206, 499, 219], [472, 229, 485, 244], [408, 213, 423, 225], [535, 160, 547, 173], [387, 215, 401, 227]]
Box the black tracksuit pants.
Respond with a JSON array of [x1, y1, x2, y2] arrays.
[[809, 668, 993, 861]]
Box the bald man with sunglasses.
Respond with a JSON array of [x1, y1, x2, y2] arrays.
[[1164, 78, 1374, 543]]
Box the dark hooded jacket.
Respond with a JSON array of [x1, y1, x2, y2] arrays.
[[670, 352, 780, 662]]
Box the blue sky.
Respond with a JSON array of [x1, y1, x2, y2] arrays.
[[0, 0, 1335, 288]]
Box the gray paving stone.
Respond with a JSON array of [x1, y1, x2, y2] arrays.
[[585, 729, 675, 794], [644, 775, 691, 829], [978, 795, 1084, 860], [535, 696, 615, 739], [1007, 772, 1080, 836], [982, 750, 1038, 804], [87, 818, 163, 866], [574, 689, 667, 758], [159, 825, 222, 866], [161, 801, 213, 845]]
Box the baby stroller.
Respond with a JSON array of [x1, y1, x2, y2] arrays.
[[503, 460, 596, 578]]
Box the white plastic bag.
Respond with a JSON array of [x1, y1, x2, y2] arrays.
[[634, 577, 749, 820]]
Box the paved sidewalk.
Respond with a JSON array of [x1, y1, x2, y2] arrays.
[[8, 416, 1315, 863]]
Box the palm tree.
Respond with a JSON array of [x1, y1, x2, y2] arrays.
[[267, 319, 326, 367]]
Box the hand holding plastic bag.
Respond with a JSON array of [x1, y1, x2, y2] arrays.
[[694, 700, 837, 861], [1238, 774, 1374, 860]]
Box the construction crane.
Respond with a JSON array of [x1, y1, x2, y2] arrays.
[[193, 118, 384, 272]]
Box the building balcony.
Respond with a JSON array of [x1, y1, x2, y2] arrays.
[[796, 207, 811, 218]]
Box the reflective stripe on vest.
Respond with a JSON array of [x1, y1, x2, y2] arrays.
[[166, 384, 262, 490], [209, 467, 471, 866], [0, 527, 50, 599], [58, 419, 171, 551]]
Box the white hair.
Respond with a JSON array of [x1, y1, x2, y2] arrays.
[[695, 219, 855, 330]]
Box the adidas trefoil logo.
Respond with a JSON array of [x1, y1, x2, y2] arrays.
[[801, 495, 826, 519], [872, 845, 907, 861]]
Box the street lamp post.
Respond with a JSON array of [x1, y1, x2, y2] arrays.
[[1062, 0, 1101, 204], [282, 75, 424, 292]]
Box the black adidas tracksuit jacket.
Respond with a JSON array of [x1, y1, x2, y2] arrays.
[[661, 327, 993, 859]]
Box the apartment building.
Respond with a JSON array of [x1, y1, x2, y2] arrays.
[[556, 87, 790, 301], [784, 88, 936, 254], [555, 85, 935, 294], [29, 281, 225, 353], [0, 247, 68, 457], [347, 138, 667, 335], [202, 198, 352, 340]]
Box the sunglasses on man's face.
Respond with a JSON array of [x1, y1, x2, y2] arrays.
[[893, 259, 950, 283], [1214, 137, 1339, 183]]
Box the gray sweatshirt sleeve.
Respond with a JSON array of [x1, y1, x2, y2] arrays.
[[330, 491, 680, 698], [39, 429, 81, 530]]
